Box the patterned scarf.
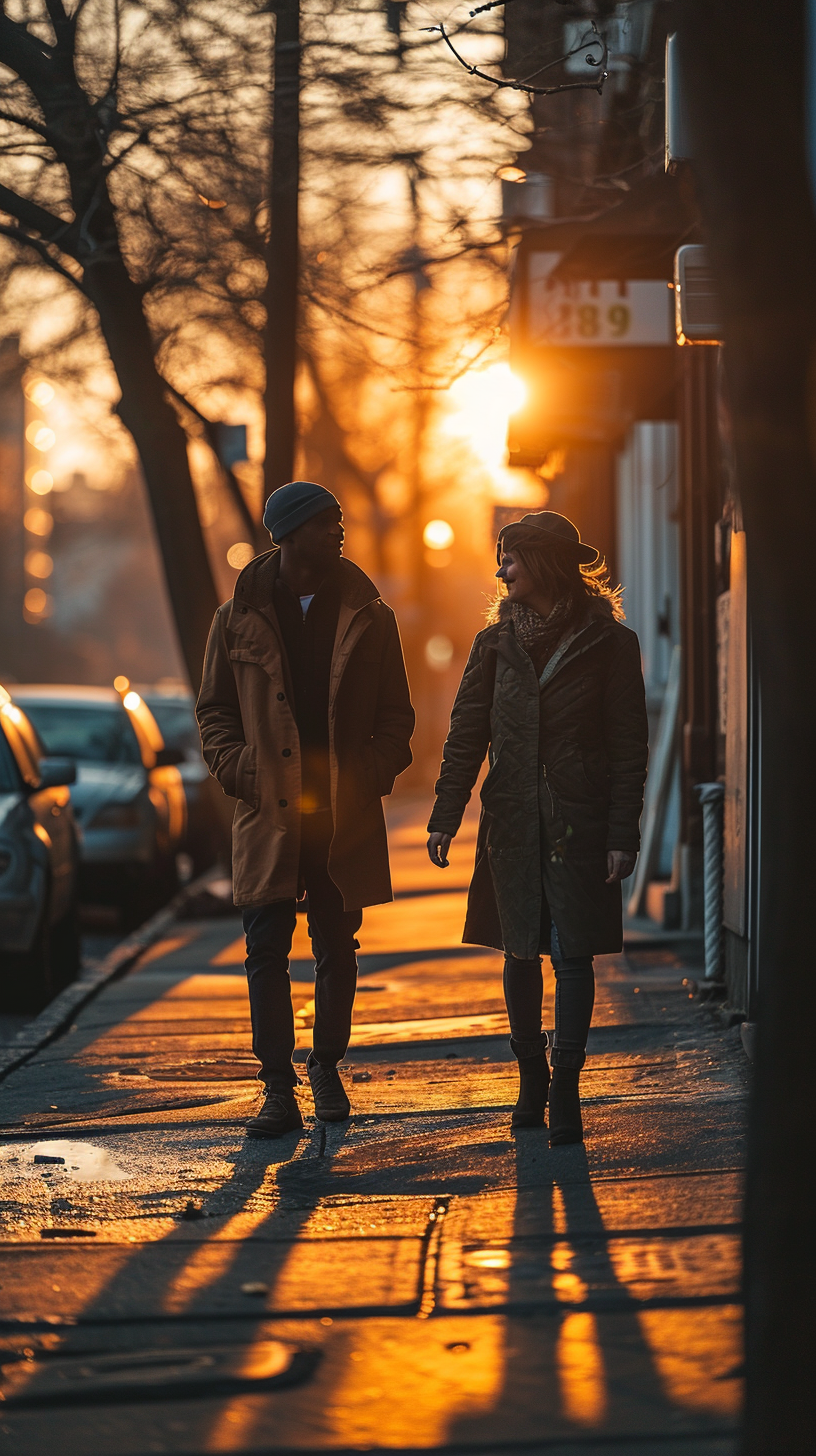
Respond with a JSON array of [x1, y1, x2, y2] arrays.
[[509, 598, 572, 671]]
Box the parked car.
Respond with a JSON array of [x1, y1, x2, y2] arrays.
[[12, 685, 186, 926], [139, 684, 232, 873], [0, 685, 81, 1010]]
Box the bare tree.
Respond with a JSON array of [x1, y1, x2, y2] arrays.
[[0, 1, 522, 676], [0, 0, 266, 681]]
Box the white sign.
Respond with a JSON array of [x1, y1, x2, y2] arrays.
[[528, 257, 673, 347]]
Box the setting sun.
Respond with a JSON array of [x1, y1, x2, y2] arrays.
[[442, 363, 527, 470]]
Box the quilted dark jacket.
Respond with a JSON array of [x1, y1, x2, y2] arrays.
[[428, 600, 648, 959]]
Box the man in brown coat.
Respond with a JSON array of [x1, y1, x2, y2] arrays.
[[197, 481, 414, 1137]]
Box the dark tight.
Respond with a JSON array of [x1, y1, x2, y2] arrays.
[[503, 921, 594, 1069], [242, 812, 362, 1090]]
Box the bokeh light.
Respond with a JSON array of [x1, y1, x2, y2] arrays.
[[24, 508, 53, 536], [25, 379, 55, 407], [425, 634, 454, 671], [123, 691, 142, 711], [25, 423, 56, 452], [423, 519, 455, 551], [28, 470, 53, 494], [113, 676, 130, 693], [25, 551, 53, 579], [24, 588, 50, 616], [227, 542, 255, 569]]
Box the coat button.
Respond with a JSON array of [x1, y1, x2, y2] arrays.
[[277, 692, 285, 701], [282, 748, 291, 757], [240, 607, 248, 614], [279, 798, 288, 808]]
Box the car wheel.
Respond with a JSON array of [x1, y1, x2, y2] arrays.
[[0, 909, 54, 1013], [50, 894, 82, 992]]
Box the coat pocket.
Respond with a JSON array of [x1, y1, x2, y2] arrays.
[[479, 737, 505, 812], [365, 741, 391, 800], [579, 746, 609, 793], [235, 743, 259, 809]]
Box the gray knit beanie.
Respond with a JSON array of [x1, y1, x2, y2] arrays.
[[262, 481, 341, 545]]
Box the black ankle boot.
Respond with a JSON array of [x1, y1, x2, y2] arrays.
[[548, 1060, 583, 1146], [510, 1037, 550, 1128]]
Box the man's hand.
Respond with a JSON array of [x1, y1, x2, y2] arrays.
[[427, 832, 452, 868], [607, 849, 636, 884]]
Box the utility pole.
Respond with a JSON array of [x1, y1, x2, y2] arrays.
[[397, 154, 433, 777], [264, 0, 300, 500]]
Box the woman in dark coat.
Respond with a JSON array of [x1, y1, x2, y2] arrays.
[[427, 511, 648, 1145]]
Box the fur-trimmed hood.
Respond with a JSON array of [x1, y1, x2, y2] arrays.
[[494, 591, 620, 627]]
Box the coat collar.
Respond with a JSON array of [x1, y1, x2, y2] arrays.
[[226, 552, 381, 699], [493, 609, 615, 683], [232, 550, 381, 615]]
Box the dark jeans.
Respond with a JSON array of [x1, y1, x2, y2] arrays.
[[503, 921, 595, 1071], [242, 813, 362, 1090]]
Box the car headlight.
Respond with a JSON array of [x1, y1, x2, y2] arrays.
[[89, 800, 143, 830]]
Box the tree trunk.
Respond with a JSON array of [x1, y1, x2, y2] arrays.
[[84, 259, 220, 688], [679, 3, 816, 1449], [264, 0, 301, 499]]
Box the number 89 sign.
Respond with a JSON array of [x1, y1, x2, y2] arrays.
[[528, 275, 673, 348]]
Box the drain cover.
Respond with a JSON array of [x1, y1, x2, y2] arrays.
[[2, 1340, 318, 1407]]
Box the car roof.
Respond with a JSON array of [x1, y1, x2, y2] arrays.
[[142, 693, 194, 707], [12, 685, 123, 706], [136, 685, 193, 702]]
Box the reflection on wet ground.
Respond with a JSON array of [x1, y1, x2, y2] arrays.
[[0, 799, 746, 1453]]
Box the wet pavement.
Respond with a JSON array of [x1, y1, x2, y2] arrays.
[[0, 800, 747, 1454]]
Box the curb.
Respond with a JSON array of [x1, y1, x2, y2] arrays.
[[0, 869, 222, 1084]]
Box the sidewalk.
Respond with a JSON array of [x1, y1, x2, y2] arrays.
[[0, 800, 747, 1455]]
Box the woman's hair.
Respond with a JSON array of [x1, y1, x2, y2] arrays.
[[486, 539, 625, 626]]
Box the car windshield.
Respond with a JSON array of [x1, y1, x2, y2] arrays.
[[145, 700, 200, 758], [20, 703, 142, 766]]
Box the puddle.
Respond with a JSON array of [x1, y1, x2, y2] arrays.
[[2, 1339, 317, 1407], [0, 1141, 131, 1182]]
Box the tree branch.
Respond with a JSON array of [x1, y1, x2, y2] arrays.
[[0, 107, 48, 138], [44, 0, 77, 53], [104, 129, 149, 176], [382, 236, 505, 283], [0, 221, 86, 293], [163, 379, 262, 543], [0, 11, 54, 87], [0, 181, 76, 251], [424, 20, 608, 98]]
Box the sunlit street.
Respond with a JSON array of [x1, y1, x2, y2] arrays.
[[0, 797, 745, 1451], [1, 0, 812, 1449]]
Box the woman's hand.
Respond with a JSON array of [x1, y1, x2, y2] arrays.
[[427, 832, 452, 868], [606, 849, 636, 884]]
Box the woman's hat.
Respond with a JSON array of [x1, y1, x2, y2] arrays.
[[497, 510, 599, 566]]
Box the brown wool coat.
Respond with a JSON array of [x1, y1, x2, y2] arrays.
[[428, 601, 648, 960], [196, 552, 414, 909]]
